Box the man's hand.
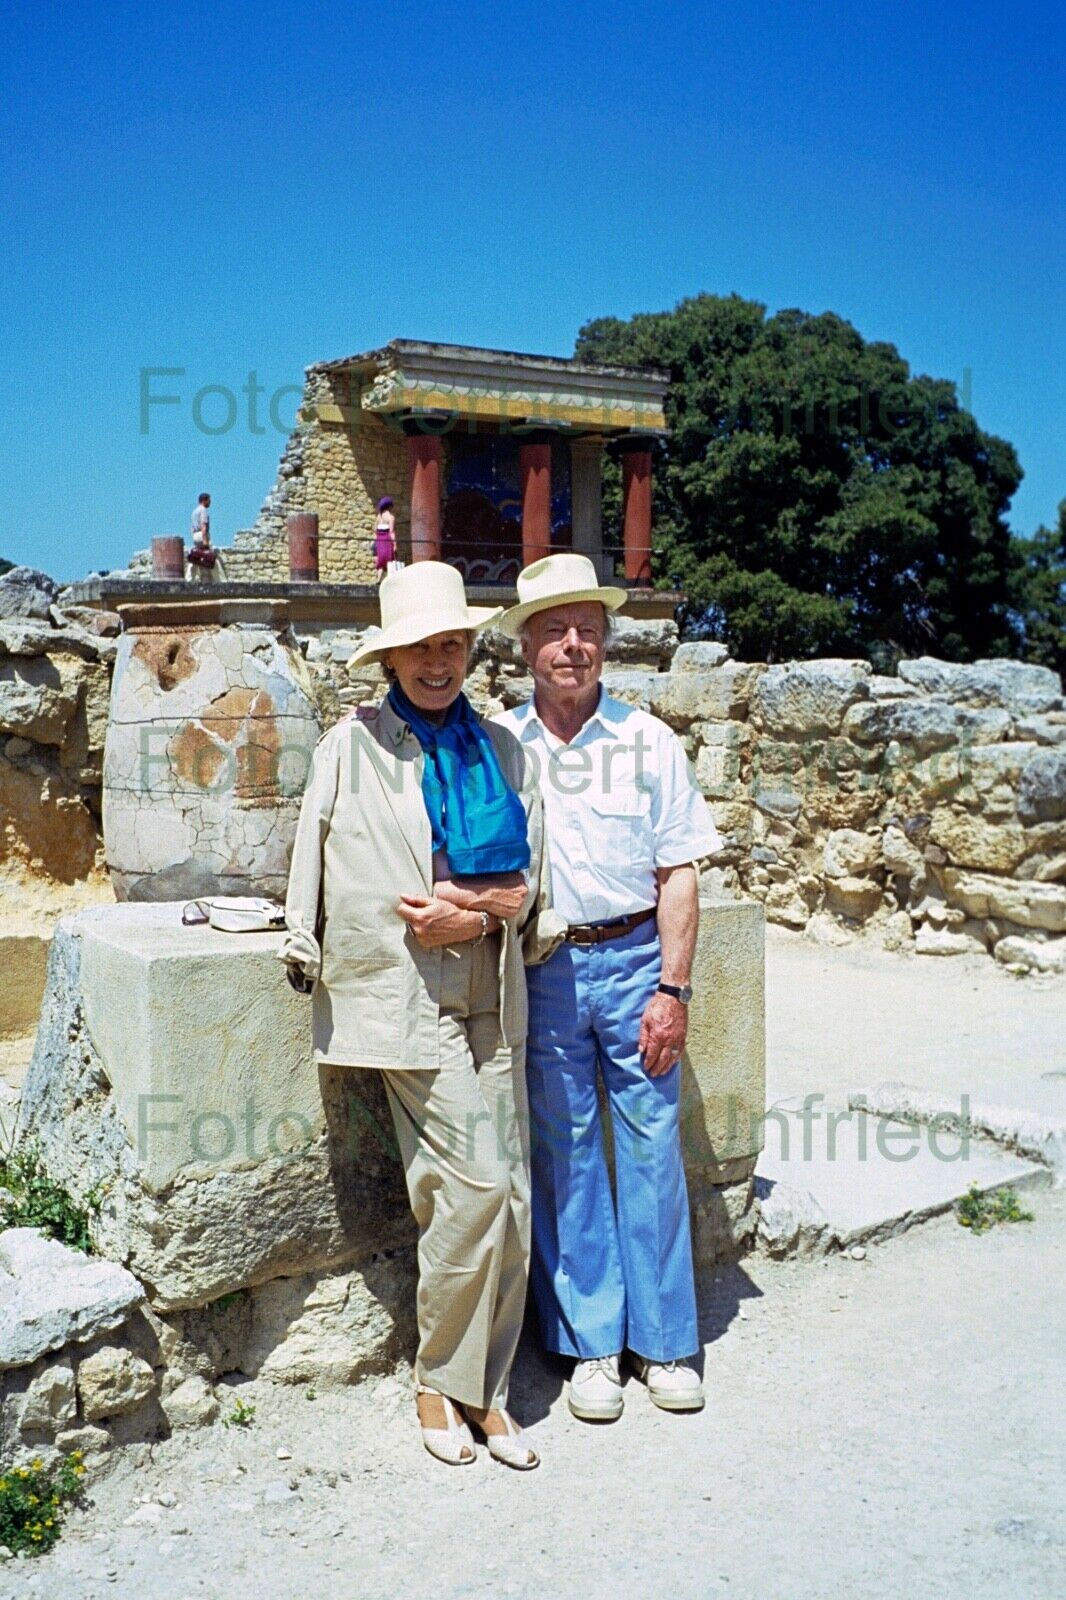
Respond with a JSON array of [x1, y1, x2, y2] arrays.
[[433, 874, 527, 921], [639, 990, 688, 1077], [397, 894, 484, 949]]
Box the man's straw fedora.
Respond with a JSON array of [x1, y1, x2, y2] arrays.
[[495, 553, 627, 640], [346, 561, 502, 669]]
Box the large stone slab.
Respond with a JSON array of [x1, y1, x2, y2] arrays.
[[17, 896, 767, 1311], [755, 1106, 1048, 1255], [17, 905, 414, 1310], [0, 1228, 145, 1370]]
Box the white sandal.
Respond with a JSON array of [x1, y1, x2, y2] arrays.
[[415, 1384, 476, 1466], [472, 1408, 540, 1471]]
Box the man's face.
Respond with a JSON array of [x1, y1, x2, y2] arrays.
[[203, 496, 211, 508], [521, 601, 607, 698]]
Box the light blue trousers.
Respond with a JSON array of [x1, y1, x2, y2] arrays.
[[524, 918, 698, 1363]]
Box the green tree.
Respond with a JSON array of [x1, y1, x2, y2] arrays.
[[0, 556, 13, 576], [1008, 500, 1066, 678], [577, 294, 1025, 667]]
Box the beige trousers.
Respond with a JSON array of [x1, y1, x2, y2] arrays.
[[382, 932, 531, 1410]]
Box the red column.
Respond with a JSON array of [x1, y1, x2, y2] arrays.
[[519, 441, 552, 568], [152, 536, 185, 580], [287, 512, 319, 582], [407, 434, 443, 562], [620, 443, 653, 584]]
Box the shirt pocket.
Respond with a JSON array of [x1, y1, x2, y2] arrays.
[[586, 789, 654, 871]]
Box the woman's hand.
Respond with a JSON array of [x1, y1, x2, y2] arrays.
[[433, 874, 527, 921], [397, 895, 489, 949]]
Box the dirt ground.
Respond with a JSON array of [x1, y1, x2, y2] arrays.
[[4, 927, 1065, 1600]]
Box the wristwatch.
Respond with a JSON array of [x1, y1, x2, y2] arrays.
[[657, 982, 693, 1004]]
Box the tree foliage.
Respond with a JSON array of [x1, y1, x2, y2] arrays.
[[0, 556, 13, 576], [577, 294, 1035, 668], [1008, 500, 1066, 678]]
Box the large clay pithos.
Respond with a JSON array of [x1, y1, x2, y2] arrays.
[[102, 611, 322, 901]]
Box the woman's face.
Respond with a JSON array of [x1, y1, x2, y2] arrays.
[[386, 630, 472, 717]]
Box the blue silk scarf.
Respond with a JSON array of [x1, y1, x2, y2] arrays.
[[387, 683, 531, 876]]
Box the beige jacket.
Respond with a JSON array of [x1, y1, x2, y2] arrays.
[[277, 697, 565, 1069]]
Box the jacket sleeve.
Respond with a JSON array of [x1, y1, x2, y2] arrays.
[[517, 777, 567, 967], [276, 728, 340, 982]]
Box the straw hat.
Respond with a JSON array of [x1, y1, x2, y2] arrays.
[[346, 562, 502, 668], [495, 553, 627, 639]]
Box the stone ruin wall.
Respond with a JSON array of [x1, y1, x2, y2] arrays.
[[127, 366, 414, 584], [3, 572, 1065, 985]]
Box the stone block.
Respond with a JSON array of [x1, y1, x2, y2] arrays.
[[672, 641, 730, 673], [752, 659, 872, 736], [76, 1345, 156, 1420], [0, 567, 58, 622], [940, 868, 1066, 933], [822, 828, 880, 879], [0, 655, 83, 745], [17, 907, 413, 1310], [652, 663, 764, 727], [896, 656, 1062, 714], [0, 1228, 145, 1370], [680, 899, 765, 1184], [0, 932, 49, 1039], [1018, 749, 1066, 825]]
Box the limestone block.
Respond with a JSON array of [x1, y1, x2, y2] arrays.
[[843, 699, 963, 754], [896, 656, 1062, 714], [160, 1375, 219, 1428], [928, 810, 1030, 873], [0, 753, 100, 881], [20, 1360, 77, 1435], [679, 900, 765, 1183], [993, 935, 1066, 975], [940, 868, 1066, 933], [881, 909, 915, 951], [1014, 714, 1066, 746], [0, 931, 49, 1038], [652, 663, 764, 727], [1018, 749, 1066, 825], [694, 723, 747, 798], [752, 659, 872, 736], [76, 1346, 156, 1420], [866, 675, 919, 701], [236, 1253, 418, 1386], [0, 655, 83, 745], [598, 668, 659, 710], [604, 616, 679, 667], [881, 825, 925, 885], [824, 876, 883, 920], [822, 828, 880, 878], [0, 567, 58, 622], [763, 884, 811, 928], [17, 908, 413, 1311], [914, 922, 986, 956], [0, 1228, 145, 1370], [672, 641, 730, 673]]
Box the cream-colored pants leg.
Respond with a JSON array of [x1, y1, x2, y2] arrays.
[[382, 935, 531, 1411]]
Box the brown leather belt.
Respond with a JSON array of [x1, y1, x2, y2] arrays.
[[564, 907, 657, 947]]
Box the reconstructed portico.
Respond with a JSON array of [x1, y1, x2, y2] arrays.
[[216, 339, 670, 589]]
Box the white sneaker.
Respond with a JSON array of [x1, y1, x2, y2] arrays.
[[568, 1355, 624, 1421], [630, 1356, 705, 1412]]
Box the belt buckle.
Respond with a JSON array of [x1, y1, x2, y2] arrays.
[[567, 924, 595, 946]]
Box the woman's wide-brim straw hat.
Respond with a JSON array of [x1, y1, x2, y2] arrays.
[[346, 561, 503, 669], [495, 552, 628, 639]]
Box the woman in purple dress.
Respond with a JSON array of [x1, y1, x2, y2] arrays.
[[374, 496, 396, 577]]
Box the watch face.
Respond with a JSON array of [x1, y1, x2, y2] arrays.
[[679, 985, 693, 1003]]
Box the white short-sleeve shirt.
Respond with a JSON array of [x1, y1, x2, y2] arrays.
[[492, 688, 723, 925]]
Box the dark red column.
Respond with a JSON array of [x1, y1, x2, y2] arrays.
[[406, 434, 443, 562], [152, 536, 185, 580], [519, 441, 552, 568], [619, 440, 654, 584], [287, 512, 319, 582]]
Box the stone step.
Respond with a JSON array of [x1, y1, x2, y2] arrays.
[[755, 1103, 1048, 1256], [848, 1079, 1066, 1184]]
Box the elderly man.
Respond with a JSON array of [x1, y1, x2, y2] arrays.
[[493, 553, 723, 1420]]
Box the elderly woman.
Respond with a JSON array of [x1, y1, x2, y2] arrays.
[[278, 562, 561, 1470]]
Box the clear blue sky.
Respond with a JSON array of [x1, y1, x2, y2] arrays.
[[2, 0, 1062, 583]]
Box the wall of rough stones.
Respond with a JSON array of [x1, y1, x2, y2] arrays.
[[304, 616, 1066, 975], [0, 569, 117, 1038], [3, 564, 1064, 979], [127, 366, 417, 583]]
